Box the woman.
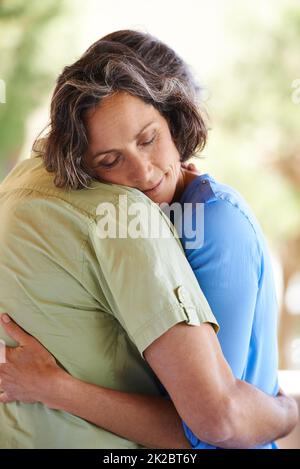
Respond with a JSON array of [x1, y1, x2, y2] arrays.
[[0, 30, 297, 449]]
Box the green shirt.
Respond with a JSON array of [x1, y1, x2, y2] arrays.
[[0, 152, 218, 449]]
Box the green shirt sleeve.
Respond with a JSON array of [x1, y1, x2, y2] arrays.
[[88, 194, 219, 357]]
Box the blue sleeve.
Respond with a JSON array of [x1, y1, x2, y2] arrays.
[[180, 198, 262, 449]]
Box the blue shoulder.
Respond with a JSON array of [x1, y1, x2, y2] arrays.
[[180, 175, 262, 264]]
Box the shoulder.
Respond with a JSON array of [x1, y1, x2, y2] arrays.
[[180, 175, 262, 260], [181, 174, 260, 236]]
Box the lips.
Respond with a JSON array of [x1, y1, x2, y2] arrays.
[[143, 176, 164, 194]]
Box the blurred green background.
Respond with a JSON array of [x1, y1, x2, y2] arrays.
[[0, 0, 299, 374]]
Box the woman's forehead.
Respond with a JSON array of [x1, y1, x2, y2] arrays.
[[90, 91, 152, 117], [85, 92, 162, 141]]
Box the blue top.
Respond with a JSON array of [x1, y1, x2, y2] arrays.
[[177, 174, 279, 449]]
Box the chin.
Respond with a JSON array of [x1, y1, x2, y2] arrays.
[[147, 183, 176, 205], [157, 193, 175, 205]]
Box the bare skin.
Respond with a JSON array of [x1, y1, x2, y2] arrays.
[[0, 91, 298, 448]]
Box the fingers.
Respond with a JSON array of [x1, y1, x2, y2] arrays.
[[186, 163, 197, 171], [0, 314, 30, 346], [0, 391, 12, 404], [181, 162, 198, 172], [0, 376, 10, 403], [0, 340, 5, 364]]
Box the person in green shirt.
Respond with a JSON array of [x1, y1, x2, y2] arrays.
[[0, 29, 297, 449]]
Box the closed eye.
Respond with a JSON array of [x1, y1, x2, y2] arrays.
[[95, 135, 157, 170], [140, 135, 156, 146], [97, 154, 121, 169]]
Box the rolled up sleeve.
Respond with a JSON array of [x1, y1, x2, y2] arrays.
[[88, 195, 218, 356]]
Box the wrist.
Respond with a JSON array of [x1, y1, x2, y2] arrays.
[[39, 367, 76, 410]]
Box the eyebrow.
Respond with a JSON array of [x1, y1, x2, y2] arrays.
[[91, 120, 156, 160]]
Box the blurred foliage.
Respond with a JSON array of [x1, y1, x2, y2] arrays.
[[205, 4, 300, 245], [203, 2, 300, 368], [0, 0, 83, 178], [0, 0, 64, 176]]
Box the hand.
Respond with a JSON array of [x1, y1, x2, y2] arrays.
[[277, 387, 286, 397], [181, 161, 199, 173], [0, 314, 61, 404], [276, 386, 299, 435]]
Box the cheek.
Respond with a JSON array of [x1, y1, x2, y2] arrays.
[[168, 151, 181, 176], [93, 170, 124, 185], [158, 138, 181, 168], [94, 168, 139, 189]]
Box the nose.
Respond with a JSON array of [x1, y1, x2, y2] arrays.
[[128, 154, 155, 186]]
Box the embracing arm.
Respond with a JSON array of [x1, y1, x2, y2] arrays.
[[0, 314, 297, 449], [0, 314, 188, 449], [144, 322, 298, 448], [43, 371, 189, 449]]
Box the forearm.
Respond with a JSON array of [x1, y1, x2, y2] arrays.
[[43, 370, 190, 449], [217, 379, 298, 449]]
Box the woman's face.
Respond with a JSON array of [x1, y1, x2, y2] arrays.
[[84, 91, 182, 204]]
